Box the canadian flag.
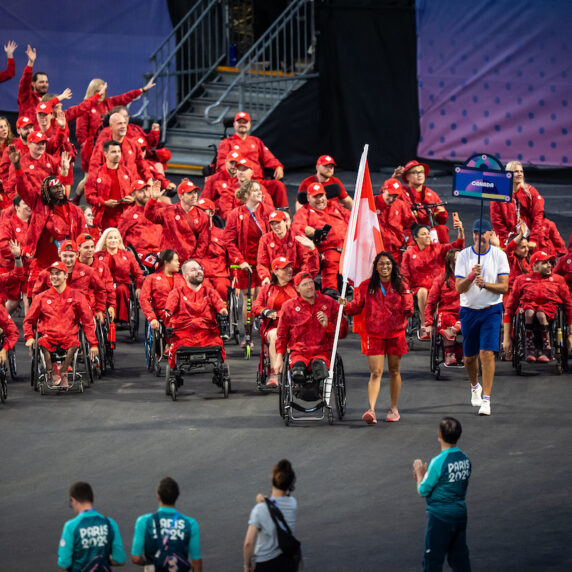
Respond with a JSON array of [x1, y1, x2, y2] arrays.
[[339, 150, 384, 287]]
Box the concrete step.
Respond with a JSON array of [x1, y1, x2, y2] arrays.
[[165, 130, 222, 150]]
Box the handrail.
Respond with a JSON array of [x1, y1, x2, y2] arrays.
[[204, 0, 315, 126]]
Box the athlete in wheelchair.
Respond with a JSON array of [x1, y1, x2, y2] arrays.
[[504, 251, 572, 374], [275, 272, 348, 424], [23, 262, 98, 392], [425, 249, 464, 378], [0, 305, 19, 403], [163, 259, 230, 400]]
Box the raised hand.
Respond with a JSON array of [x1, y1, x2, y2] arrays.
[[4, 41, 17, 58], [60, 150, 71, 175], [142, 77, 156, 93], [25, 44, 36, 65], [8, 144, 20, 167], [57, 88, 72, 101]]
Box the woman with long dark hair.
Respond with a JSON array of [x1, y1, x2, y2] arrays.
[[339, 252, 413, 424]]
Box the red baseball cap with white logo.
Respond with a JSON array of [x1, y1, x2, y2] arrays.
[[177, 179, 201, 195], [28, 131, 47, 144], [59, 240, 77, 253], [227, 150, 242, 162], [16, 116, 32, 129], [269, 210, 287, 223], [196, 198, 215, 211], [382, 178, 403, 196], [49, 261, 69, 274], [237, 157, 256, 171], [131, 179, 147, 192], [308, 182, 326, 197], [316, 155, 336, 166], [234, 111, 251, 122], [271, 257, 291, 271], [530, 251, 553, 265]]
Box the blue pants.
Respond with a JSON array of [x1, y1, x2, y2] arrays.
[[459, 303, 502, 358], [423, 513, 471, 572]]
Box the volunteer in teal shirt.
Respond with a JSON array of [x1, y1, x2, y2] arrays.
[[58, 482, 126, 571], [413, 417, 471, 572]]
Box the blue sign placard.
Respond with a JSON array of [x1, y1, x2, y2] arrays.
[[452, 166, 513, 202]]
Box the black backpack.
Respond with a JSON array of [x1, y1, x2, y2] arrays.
[[264, 498, 302, 568]]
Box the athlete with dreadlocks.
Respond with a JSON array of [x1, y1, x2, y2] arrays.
[[8, 145, 87, 298]]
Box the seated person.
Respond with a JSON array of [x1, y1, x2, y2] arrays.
[[424, 249, 462, 365], [253, 257, 298, 387], [504, 251, 572, 363], [163, 259, 228, 368], [291, 182, 350, 296], [537, 215, 566, 260], [401, 221, 465, 339], [257, 210, 319, 285], [0, 304, 19, 367], [554, 231, 572, 293], [23, 261, 98, 387], [275, 272, 348, 400]]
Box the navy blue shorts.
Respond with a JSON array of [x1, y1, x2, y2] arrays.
[[459, 303, 502, 358]]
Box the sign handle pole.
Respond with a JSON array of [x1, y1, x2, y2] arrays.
[[477, 196, 484, 265]]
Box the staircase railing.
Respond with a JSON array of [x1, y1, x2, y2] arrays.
[[204, 0, 316, 130], [142, 0, 230, 127]]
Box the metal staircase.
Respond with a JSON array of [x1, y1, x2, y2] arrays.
[[140, 0, 316, 173]]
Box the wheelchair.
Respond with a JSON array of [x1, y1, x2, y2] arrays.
[[128, 282, 140, 342], [144, 318, 166, 377], [30, 329, 93, 394], [226, 285, 241, 345], [512, 307, 569, 375], [405, 295, 423, 350], [278, 351, 346, 426], [0, 335, 8, 403], [164, 344, 231, 401], [429, 323, 464, 380], [255, 318, 275, 392], [95, 316, 115, 376]]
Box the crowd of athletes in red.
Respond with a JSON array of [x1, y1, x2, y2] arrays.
[[0, 42, 571, 405]]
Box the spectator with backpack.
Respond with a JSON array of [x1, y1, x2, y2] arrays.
[[131, 477, 202, 572], [57, 481, 126, 571], [243, 459, 300, 572]]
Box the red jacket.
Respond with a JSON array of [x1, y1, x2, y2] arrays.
[[118, 203, 162, 255], [0, 57, 15, 84], [15, 169, 86, 258], [203, 226, 231, 280], [256, 228, 320, 282], [202, 169, 235, 213], [0, 265, 27, 300], [554, 233, 572, 292], [144, 199, 210, 263], [140, 271, 186, 323], [400, 185, 448, 226], [424, 274, 460, 326], [0, 212, 29, 270], [89, 135, 151, 183], [95, 249, 144, 289], [253, 282, 298, 317], [223, 204, 270, 265], [298, 175, 349, 201], [216, 134, 282, 179], [490, 184, 544, 246], [0, 138, 27, 187], [164, 281, 225, 332], [291, 203, 349, 253], [505, 239, 531, 285], [276, 293, 348, 358], [344, 279, 413, 338], [32, 261, 107, 313], [84, 163, 133, 228], [217, 179, 275, 220], [84, 256, 116, 310], [0, 304, 19, 350], [505, 271, 572, 325], [76, 89, 143, 171], [374, 196, 416, 256], [401, 237, 464, 292], [17, 65, 41, 119], [23, 285, 98, 347], [536, 218, 566, 259]]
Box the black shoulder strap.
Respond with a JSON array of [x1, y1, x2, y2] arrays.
[[264, 498, 294, 536]]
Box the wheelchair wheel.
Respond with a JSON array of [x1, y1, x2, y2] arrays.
[[228, 290, 241, 345], [128, 286, 140, 342], [333, 354, 346, 420], [512, 313, 524, 376], [0, 369, 7, 402], [279, 355, 291, 425], [80, 333, 94, 386], [222, 363, 231, 398], [8, 349, 17, 381], [164, 363, 172, 396], [31, 344, 40, 392], [170, 379, 177, 401], [144, 320, 153, 371]]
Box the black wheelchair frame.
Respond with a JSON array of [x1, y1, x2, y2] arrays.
[[429, 323, 464, 380]]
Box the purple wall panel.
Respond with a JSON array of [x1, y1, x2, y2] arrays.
[[416, 0, 572, 166]]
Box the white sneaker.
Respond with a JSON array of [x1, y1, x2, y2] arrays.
[[478, 400, 491, 416], [471, 384, 482, 407]]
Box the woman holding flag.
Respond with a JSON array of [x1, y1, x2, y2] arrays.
[[339, 252, 413, 424]]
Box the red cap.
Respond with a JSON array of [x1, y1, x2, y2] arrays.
[[196, 197, 215, 211], [226, 150, 242, 163], [36, 101, 53, 114], [177, 178, 201, 195], [271, 257, 291, 271], [155, 148, 171, 165], [316, 155, 336, 166], [237, 157, 256, 171], [59, 239, 77, 253], [28, 131, 47, 144], [307, 182, 326, 197], [382, 178, 403, 196], [131, 179, 147, 192], [294, 272, 312, 287], [402, 160, 430, 182], [530, 251, 553, 265], [16, 116, 33, 129], [76, 233, 95, 246], [234, 111, 251, 122], [269, 210, 287, 223], [49, 261, 68, 274]]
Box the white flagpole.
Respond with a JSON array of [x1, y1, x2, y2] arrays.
[[324, 144, 369, 408]]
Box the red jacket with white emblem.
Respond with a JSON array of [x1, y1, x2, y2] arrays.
[[85, 257, 116, 310], [32, 261, 107, 313], [95, 249, 144, 289], [505, 271, 572, 324], [217, 180, 275, 221], [89, 135, 151, 183], [256, 228, 320, 282], [401, 237, 464, 292], [216, 134, 282, 179], [140, 271, 186, 323], [223, 204, 270, 265], [118, 203, 162, 255], [343, 278, 413, 338], [424, 274, 460, 326], [374, 196, 416, 255], [536, 218, 566, 259], [0, 304, 19, 350], [291, 203, 349, 252], [276, 293, 348, 357], [0, 212, 29, 270], [203, 226, 231, 279], [143, 199, 210, 262], [401, 185, 448, 225], [505, 239, 531, 285], [23, 285, 97, 346], [554, 234, 572, 292]]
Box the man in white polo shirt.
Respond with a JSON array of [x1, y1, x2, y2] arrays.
[[455, 218, 509, 416]]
